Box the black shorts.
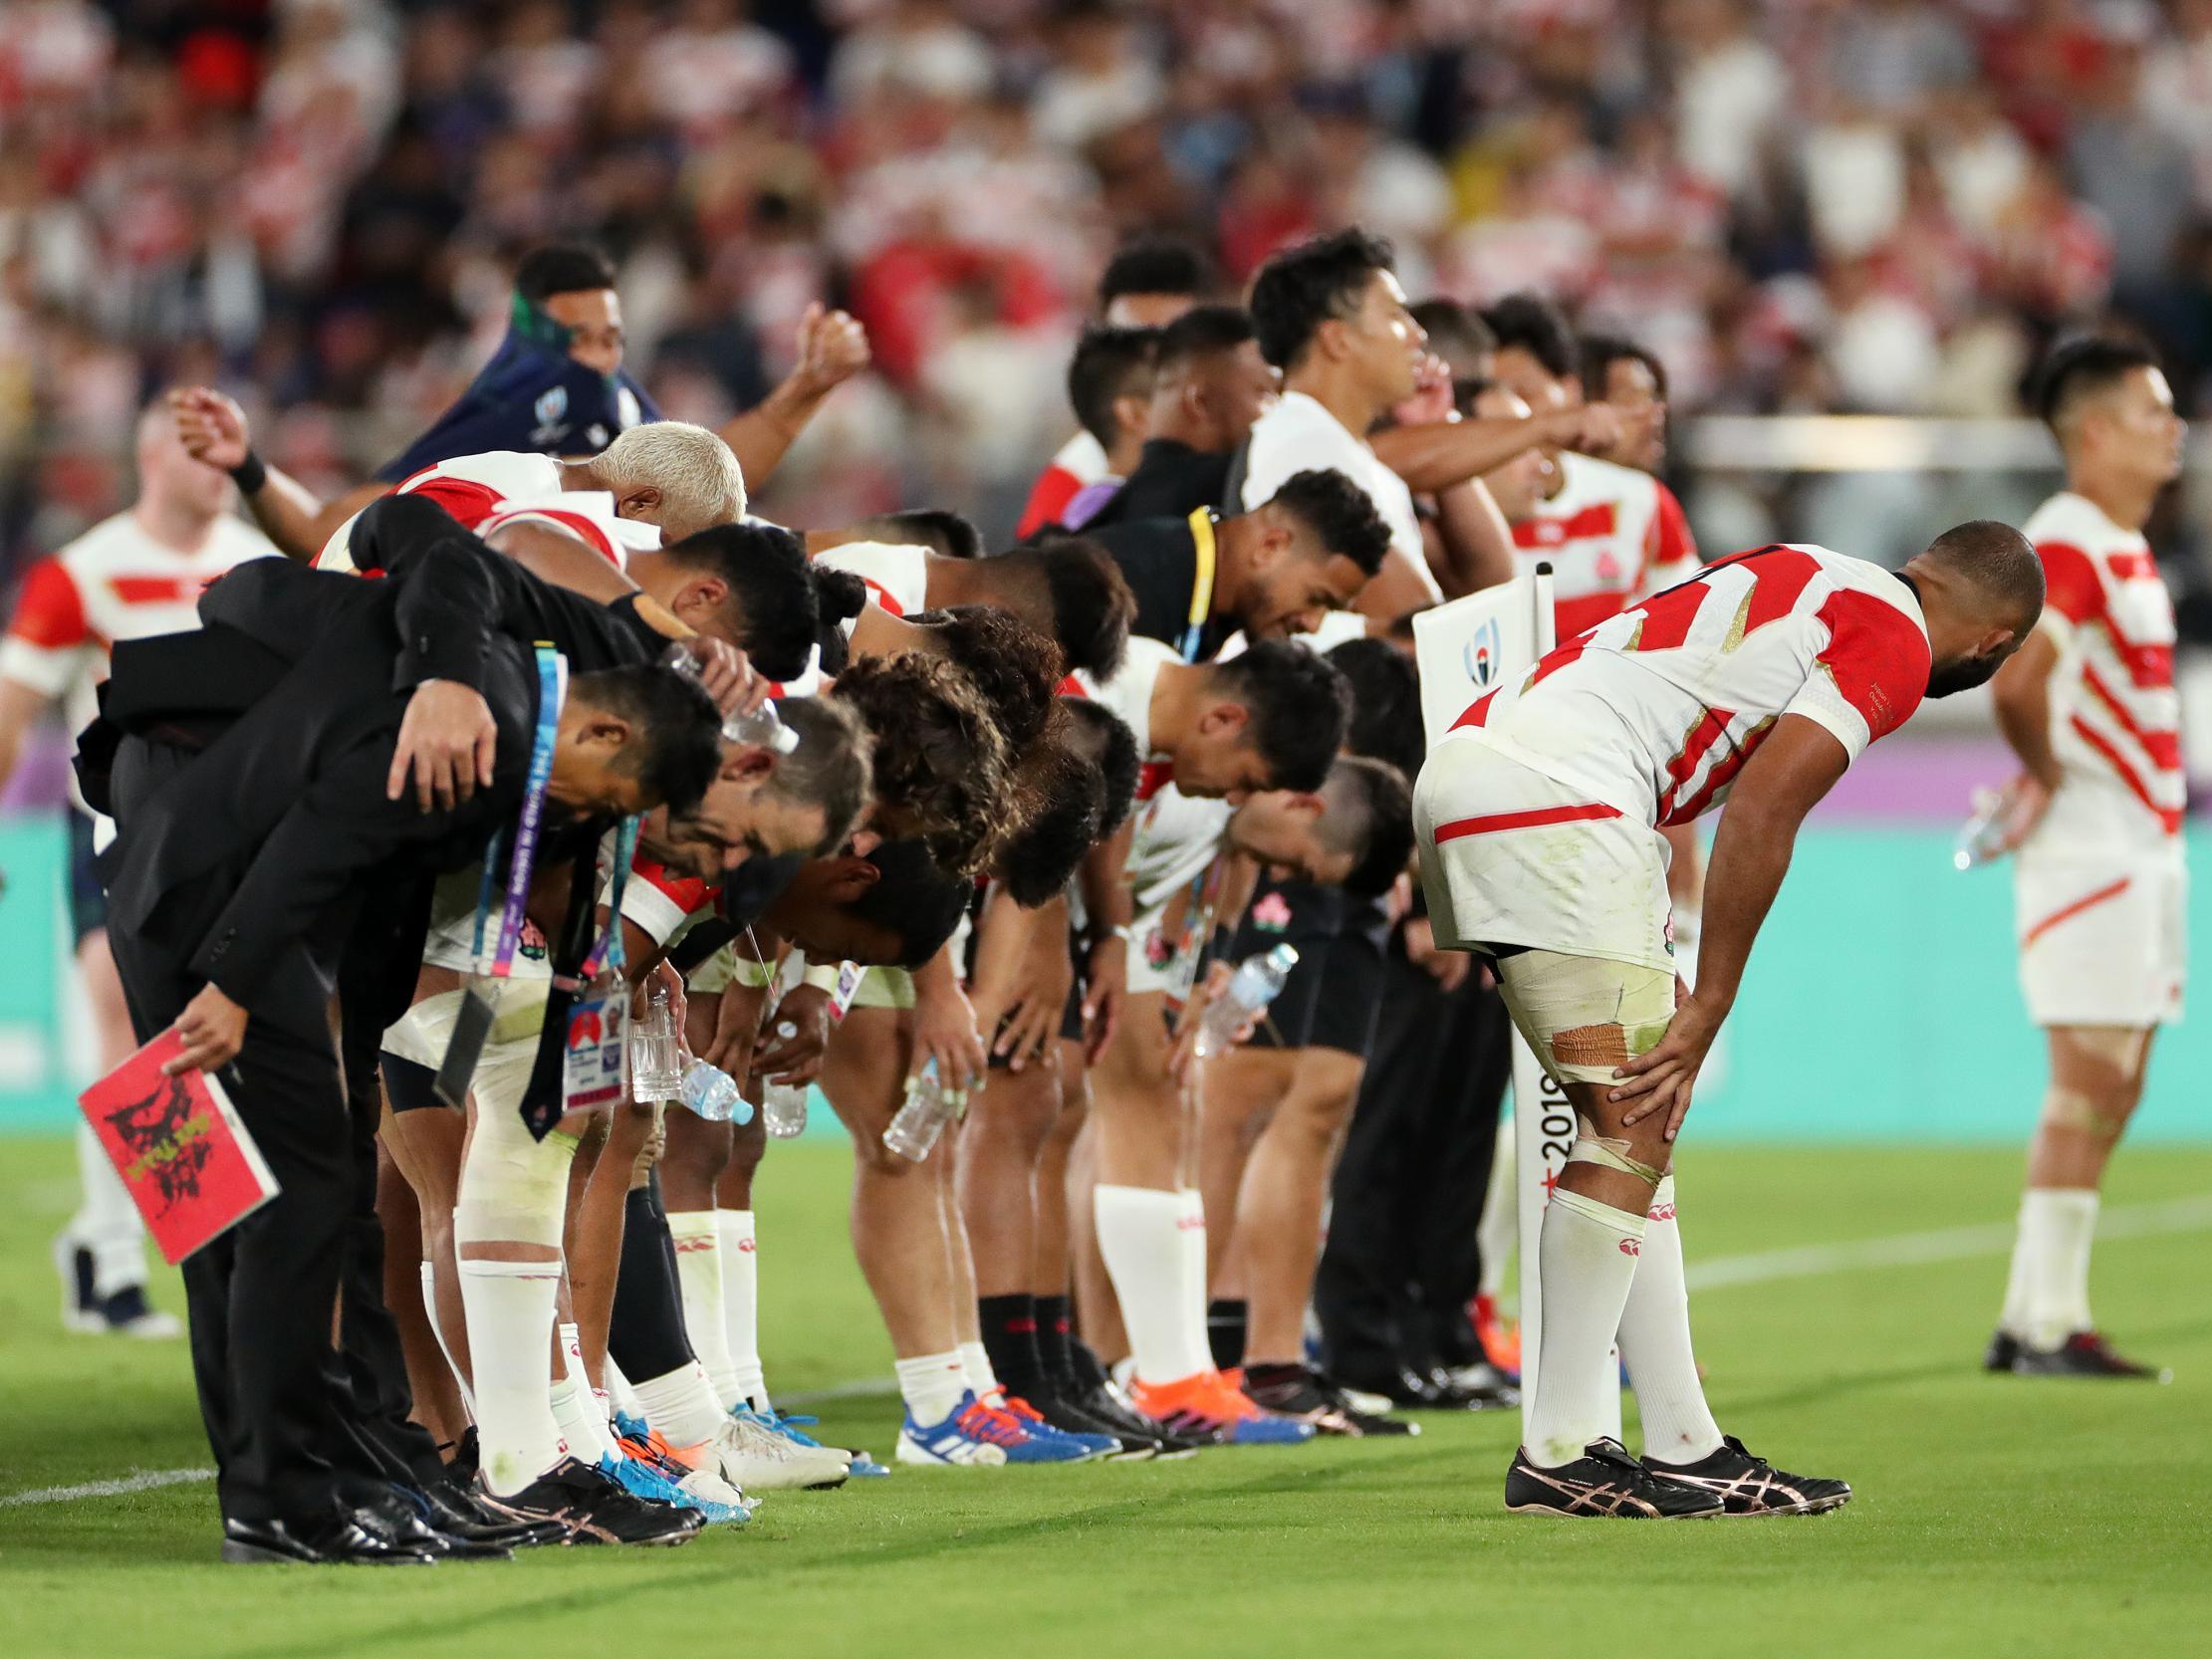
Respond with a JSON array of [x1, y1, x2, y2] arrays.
[[1223, 881, 1390, 1060], [380, 1053, 445, 1114], [66, 811, 107, 945], [1301, 895, 1390, 1060]]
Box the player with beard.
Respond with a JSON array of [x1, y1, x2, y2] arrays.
[[1417, 525, 2041, 1517]]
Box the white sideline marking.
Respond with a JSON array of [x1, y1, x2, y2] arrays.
[[1685, 1193, 2212, 1291], [8, 1194, 2210, 1509], [0, 1468, 212, 1508]]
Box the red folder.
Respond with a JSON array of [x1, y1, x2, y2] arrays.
[[78, 1030, 281, 1265]]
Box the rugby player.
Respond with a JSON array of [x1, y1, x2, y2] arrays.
[[1416, 525, 2043, 1517], [1982, 336, 2187, 1381], [1081, 305, 1278, 530], [1050, 326, 1162, 532]]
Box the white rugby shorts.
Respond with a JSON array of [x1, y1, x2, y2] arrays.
[[1414, 732, 1676, 974], [2014, 851, 2186, 1029]]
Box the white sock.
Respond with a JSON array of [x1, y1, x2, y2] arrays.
[[1616, 1176, 1723, 1464], [71, 1120, 149, 1298], [1477, 1113, 1517, 1301], [896, 1350, 970, 1427], [1175, 1187, 1216, 1370], [556, 1322, 619, 1462], [421, 1260, 477, 1418], [668, 1210, 738, 1411], [2018, 1188, 2099, 1347], [717, 1211, 769, 1410], [1094, 1184, 1211, 1385], [958, 1339, 1002, 1404], [456, 1257, 568, 1496], [1526, 1188, 1647, 1469], [631, 1360, 728, 1450], [606, 1355, 644, 1425]]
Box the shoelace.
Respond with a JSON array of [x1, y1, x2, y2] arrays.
[[764, 1410, 828, 1448], [956, 1399, 1031, 1447]]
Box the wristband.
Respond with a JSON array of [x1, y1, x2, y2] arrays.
[[228, 449, 268, 495], [802, 961, 844, 994], [1084, 923, 1133, 949], [732, 954, 776, 991]]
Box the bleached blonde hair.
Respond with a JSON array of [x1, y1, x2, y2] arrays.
[[591, 421, 747, 540]]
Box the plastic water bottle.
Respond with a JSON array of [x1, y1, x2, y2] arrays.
[[1953, 788, 2010, 870], [882, 1060, 962, 1162], [1194, 944, 1301, 1058], [630, 985, 684, 1103], [679, 1059, 750, 1124], [660, 644, 798, 754], [761, 1081, 808, 1138]]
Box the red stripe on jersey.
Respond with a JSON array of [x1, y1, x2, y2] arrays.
[[4, 558, 88, 649], [1016, 465, 1083, 539], [1057, 673, 1087, 698], [1527, 637, 1590, 689], [1655, 706, 1737, 824], [1554, 590, 1628, 640], [399, 473, 504, 531], [1135, 760, 1175, 802], [630, 855, 722, 916], [2020, 875, 2133, 950], [497, 507, 618, 564], [1512, 501, 1618, 550], [2104, 549, 2156, 583], [2035, 541, 2103, 625], [2081, 661, 2181, 770], [107, 574, 199, 604], [2068, 715, 2184, 833], [1662, 716, 1776, 827], [1451, 688, 1499, 730], [1812, 588, 1929, 743], [1739, 547, 1824, 636], [860, 576, 906, 617], [1432, 801, 1622, 842], [1624, 578, 1707, 652], [2107, 633, 2174, 693]]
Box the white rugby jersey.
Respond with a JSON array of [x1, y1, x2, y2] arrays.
[[1, 510, 275, 813], [1073, 634, 1232, 912], [1449, 544, 1930, 829], [319, 450, 654, 573], [1511, 450, 1700, 641], [2019, 491, 2182, 849], [1243, 390, 1435, 602], [814, 539, 931, 626]]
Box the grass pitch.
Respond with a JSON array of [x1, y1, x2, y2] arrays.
[[1, 1134, 2206, 1659]]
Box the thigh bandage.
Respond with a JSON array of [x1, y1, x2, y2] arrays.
[[1492, 947, 1676, 1089], [454, 1039, 580, 1248]]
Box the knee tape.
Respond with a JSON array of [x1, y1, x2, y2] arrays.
[[1567, 1127, 1666, 1187], [454, 1099, 580, 1249]]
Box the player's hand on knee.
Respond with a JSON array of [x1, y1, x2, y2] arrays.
[[166, 983, 248, 1074], [1608, 994, 1724, 1143]]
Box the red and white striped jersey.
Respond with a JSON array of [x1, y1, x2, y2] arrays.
[[2020, 491, 2183, 847], [318, 450, 656, 573], [1511, 451, 1700, 641], [813, 540, 930, 626], [1451, 545, 1930, 829], [1, 510, 275, 811]]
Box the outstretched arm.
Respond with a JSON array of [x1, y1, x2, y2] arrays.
[[170, 388, 379, 561], [1608, 714, 1849, 1136], [716, 304, 870, 492]]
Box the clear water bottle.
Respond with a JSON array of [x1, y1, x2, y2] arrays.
[[630, 985, 684, 1102], [1194, 944, 1301, 1058], [761, 1080, 808, 1138], [679, 1059, 750, 1124], [1953, 788, 2010, 870], [660, 644, 798, 753], [882, 1060, 962, 1162]]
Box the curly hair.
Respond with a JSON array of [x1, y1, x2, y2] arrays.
[[993, 734, 1107, 907], [829, 653, 1014, 877], [914, 603, 1064, 750], [1263, 468, 1391, 578]]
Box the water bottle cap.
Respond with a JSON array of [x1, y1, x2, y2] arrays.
[[1268, 943, 1301, 972]]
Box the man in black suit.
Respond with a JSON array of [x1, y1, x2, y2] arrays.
[[85, 494, 731, 1562]]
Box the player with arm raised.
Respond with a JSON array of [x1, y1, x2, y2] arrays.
[[1981, 336, 2188, 1381], [1417, 526, 2043, 1517]]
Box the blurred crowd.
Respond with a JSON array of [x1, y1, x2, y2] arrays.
[[10, 0, 2212, 581]]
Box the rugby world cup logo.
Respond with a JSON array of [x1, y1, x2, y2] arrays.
[[1463, 617, 1502, 690]]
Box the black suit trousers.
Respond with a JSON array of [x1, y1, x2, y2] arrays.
[[1314, 934, 1511, 1380]]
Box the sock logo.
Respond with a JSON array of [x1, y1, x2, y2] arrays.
[[735, 1238, 757, 1253], [1617, 1238, 1642, 1257], [1647, 1203, 1676, 1223], [1175, 1216, 1207, 1232]]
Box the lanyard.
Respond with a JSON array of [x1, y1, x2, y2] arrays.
[[472, 643, 566, 979], [1178, 508, 1219, 663], [576, 816, 641, 985]]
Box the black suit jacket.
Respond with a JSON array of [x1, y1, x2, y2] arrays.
[[89, 494, 663, 1038]]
